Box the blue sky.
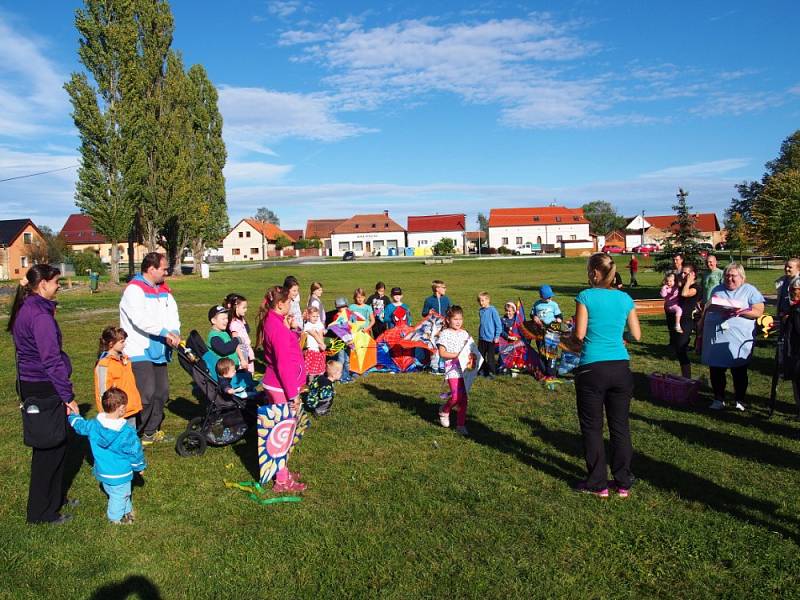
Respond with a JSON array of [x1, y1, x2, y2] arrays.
[[1, 0, 799, 233]]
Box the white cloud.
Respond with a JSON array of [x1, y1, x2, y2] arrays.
[[267, 1, 304, 18], [224, 160, 293, 183], [640, 159, 750, 179], [217, 85, 372, 154], [0, 15, 70, 139]]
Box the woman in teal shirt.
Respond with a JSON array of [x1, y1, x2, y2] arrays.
[[572, 253, 641, 498]]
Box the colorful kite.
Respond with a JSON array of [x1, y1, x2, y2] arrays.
[[257, 404, 310, 484], [374, 306, 432, 372], [458, 338, 484, 392], [350, 326, 377, 374]]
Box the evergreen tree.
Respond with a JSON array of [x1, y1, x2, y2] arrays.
[[656, 188, 704, 271]]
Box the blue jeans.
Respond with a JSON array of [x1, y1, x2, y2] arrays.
[[336, 348, 352, 381], [103, 481, 132, 522]]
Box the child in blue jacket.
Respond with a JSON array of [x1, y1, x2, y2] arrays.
[[477, 291, 503, 378], [68, 387, 146, 524]]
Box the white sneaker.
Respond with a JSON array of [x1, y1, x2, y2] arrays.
[[455, 426, 469, 436], [709, 399, 725, 410], [438, 407, 450, 428], [734, 402, 746, 411]]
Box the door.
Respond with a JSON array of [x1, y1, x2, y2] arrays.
[[366, 241, 371, 254]]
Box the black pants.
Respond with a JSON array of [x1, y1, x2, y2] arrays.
[[709, 365, 748, 404], [132, 361, 170, 436], [20, 382, 68, 523], [574, 360, 634, 490], [630, 272, 638, 287], [478, 339, 496, 375]]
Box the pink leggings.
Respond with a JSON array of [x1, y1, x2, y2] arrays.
[[441, 377, 468, 427]]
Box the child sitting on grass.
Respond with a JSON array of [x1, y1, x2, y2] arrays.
[[660, 272, 683, 333], [303, 360, 343, 416], [531, 285, 562, 328], [437, 305, 476, 436], [95, 326, 142, 429], [68, 387, 146, 525]]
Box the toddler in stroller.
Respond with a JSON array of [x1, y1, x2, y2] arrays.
[[174, 330, 249, 457]]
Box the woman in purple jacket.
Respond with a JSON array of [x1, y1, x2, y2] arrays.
[[9, 264, 79, 524]]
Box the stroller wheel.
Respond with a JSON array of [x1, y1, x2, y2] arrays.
[[188, 416, 204, 432], [175, 430, 207, 457]]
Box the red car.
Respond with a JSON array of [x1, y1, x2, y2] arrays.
[[632, 243, 660, 254], [602, 245, 624, 254]]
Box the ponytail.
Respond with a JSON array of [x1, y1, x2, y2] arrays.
[[7, 264, 61, 332], [587, 253, 617, 289], [255, 286, 291, 349]]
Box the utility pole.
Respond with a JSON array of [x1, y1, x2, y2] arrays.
[[641, 210, 645, 246]]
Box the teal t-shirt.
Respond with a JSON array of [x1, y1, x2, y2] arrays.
[[575, 288, 635, 365]]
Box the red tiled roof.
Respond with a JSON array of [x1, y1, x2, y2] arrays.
[[332, 213, 405, 235], [242, 219, 295, 242], [488, 206, 589, 227], [283, 229, 304, 241], [60, 214, 107, 245], [465, 231, 486, 240], [305, 219, 346, 239], [407, 214, 465, 233], [645, 213, 720, 233]]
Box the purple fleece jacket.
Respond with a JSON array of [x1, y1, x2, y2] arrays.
[[12, 294, 74, 403]]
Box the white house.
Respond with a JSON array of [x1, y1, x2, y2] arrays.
[[624, 213, 723, 249], [330, 211, 406, 257], [406, 214, 466, 253], [488, 206, 591, 250], [221, 218, 295, 262]]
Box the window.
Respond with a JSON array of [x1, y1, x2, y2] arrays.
[[573, 216, 580, 222], [352, 241, 363, 251], [354, 224, 359, 229], [23, 232, 32, 244], [251, 248, 259, 254], [238, 231, 243, 238], [21, 256, 29, 268], [246, 231, 251, 238], [556, 235, 563, 242], [387, 240, 398, 249], [232, 248, 241, 255], [555, 216, 562, 223], [536, 236, 542, 244], [533, 216, 540, 222], [570, 235, 576, 240], [516, 237, 522, 245], [339, 242, 351, 252], [374, 240, 385, 248], [418, 239, 429, 246], [372, 223, 376, 228], [384, 223, 389, 228], [502, 237, 508, 246]]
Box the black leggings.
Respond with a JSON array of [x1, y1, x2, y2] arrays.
[[709, 366, 748, 403]]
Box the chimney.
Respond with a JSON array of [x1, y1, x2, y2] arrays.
[[383, 210, 389, 216]]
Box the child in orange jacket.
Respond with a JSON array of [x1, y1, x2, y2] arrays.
[[95, 326, 143, 427]]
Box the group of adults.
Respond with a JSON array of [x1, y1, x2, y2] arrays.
[[10, 253, 179, 524]]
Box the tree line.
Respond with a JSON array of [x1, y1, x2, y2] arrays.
[[65, 0, 228, 284]]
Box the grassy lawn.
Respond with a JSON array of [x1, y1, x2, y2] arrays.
[[1, 257, 798, 599]]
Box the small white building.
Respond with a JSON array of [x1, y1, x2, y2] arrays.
[[406, 214, 466, 253], [221, 218, 295, 262], [331, 211, 406, 257], [488, 206, 591, 250]]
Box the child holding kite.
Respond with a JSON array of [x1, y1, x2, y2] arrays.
[[437, 305, 478, 436]]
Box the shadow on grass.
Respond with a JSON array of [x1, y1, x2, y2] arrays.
[[232, 429, 261, 481], [167, 396, 204, 422], [630, 413, 800, 469], [361, 383, 583, 484], [522, 416, 800, 545], [89, 575, 162, 600]]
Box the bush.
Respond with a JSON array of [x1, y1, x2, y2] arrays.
[[497, 246, 514, 255], [432, 238, 456, 256], [67, 248, 107, 275]]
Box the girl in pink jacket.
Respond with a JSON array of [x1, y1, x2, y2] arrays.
[[256, 286, 307, 492]]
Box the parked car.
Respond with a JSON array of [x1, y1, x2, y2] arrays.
[[632, 243, 660, 254], [602, 245, 624, 254], [342, 251, 355, 261], [697, 242, 713, 257], [514, 242, 543, 255], [714, 242, 727, 251]]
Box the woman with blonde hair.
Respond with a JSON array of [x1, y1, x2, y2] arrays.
[[572, 253, 641, 498]]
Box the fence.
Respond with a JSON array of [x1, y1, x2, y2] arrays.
[[745, 255, 787, 270]]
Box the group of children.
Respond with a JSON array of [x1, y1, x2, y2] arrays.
[[70, 275, 566, 523]]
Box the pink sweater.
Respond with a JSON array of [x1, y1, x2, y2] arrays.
[[262, 309, 306, 401]]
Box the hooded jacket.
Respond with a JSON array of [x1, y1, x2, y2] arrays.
[[68, 413, 146, 485], [119, 274, 181, 364], [262, 309, 306, 400], [94, 352, 143, 419]]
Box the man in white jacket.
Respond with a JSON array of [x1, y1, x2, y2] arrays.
[[119, 253, 181, 444]]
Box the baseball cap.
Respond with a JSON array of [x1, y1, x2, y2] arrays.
[[390, 287, 402, 296], [334, 296, 348, 308], [208, 305, 227, 321], [539, 285, 554, 299]]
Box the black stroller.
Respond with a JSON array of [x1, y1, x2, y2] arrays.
[[174, 330, 248, 457]]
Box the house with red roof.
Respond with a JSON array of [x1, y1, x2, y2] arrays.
[[305, 218, 347, 255], [221, 218, 296, 261], [488, 206, 590, 250], [330, 211, 406, 257], [407, 214, 466, 254], [59, 214, 155, 266], [624, 213, 722, 249]]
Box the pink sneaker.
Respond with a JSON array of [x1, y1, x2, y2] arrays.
[[273, 478, 307, 493], [574, 481, 609, 498]]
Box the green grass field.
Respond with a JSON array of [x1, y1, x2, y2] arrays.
[[1, 257, 799, 599]]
